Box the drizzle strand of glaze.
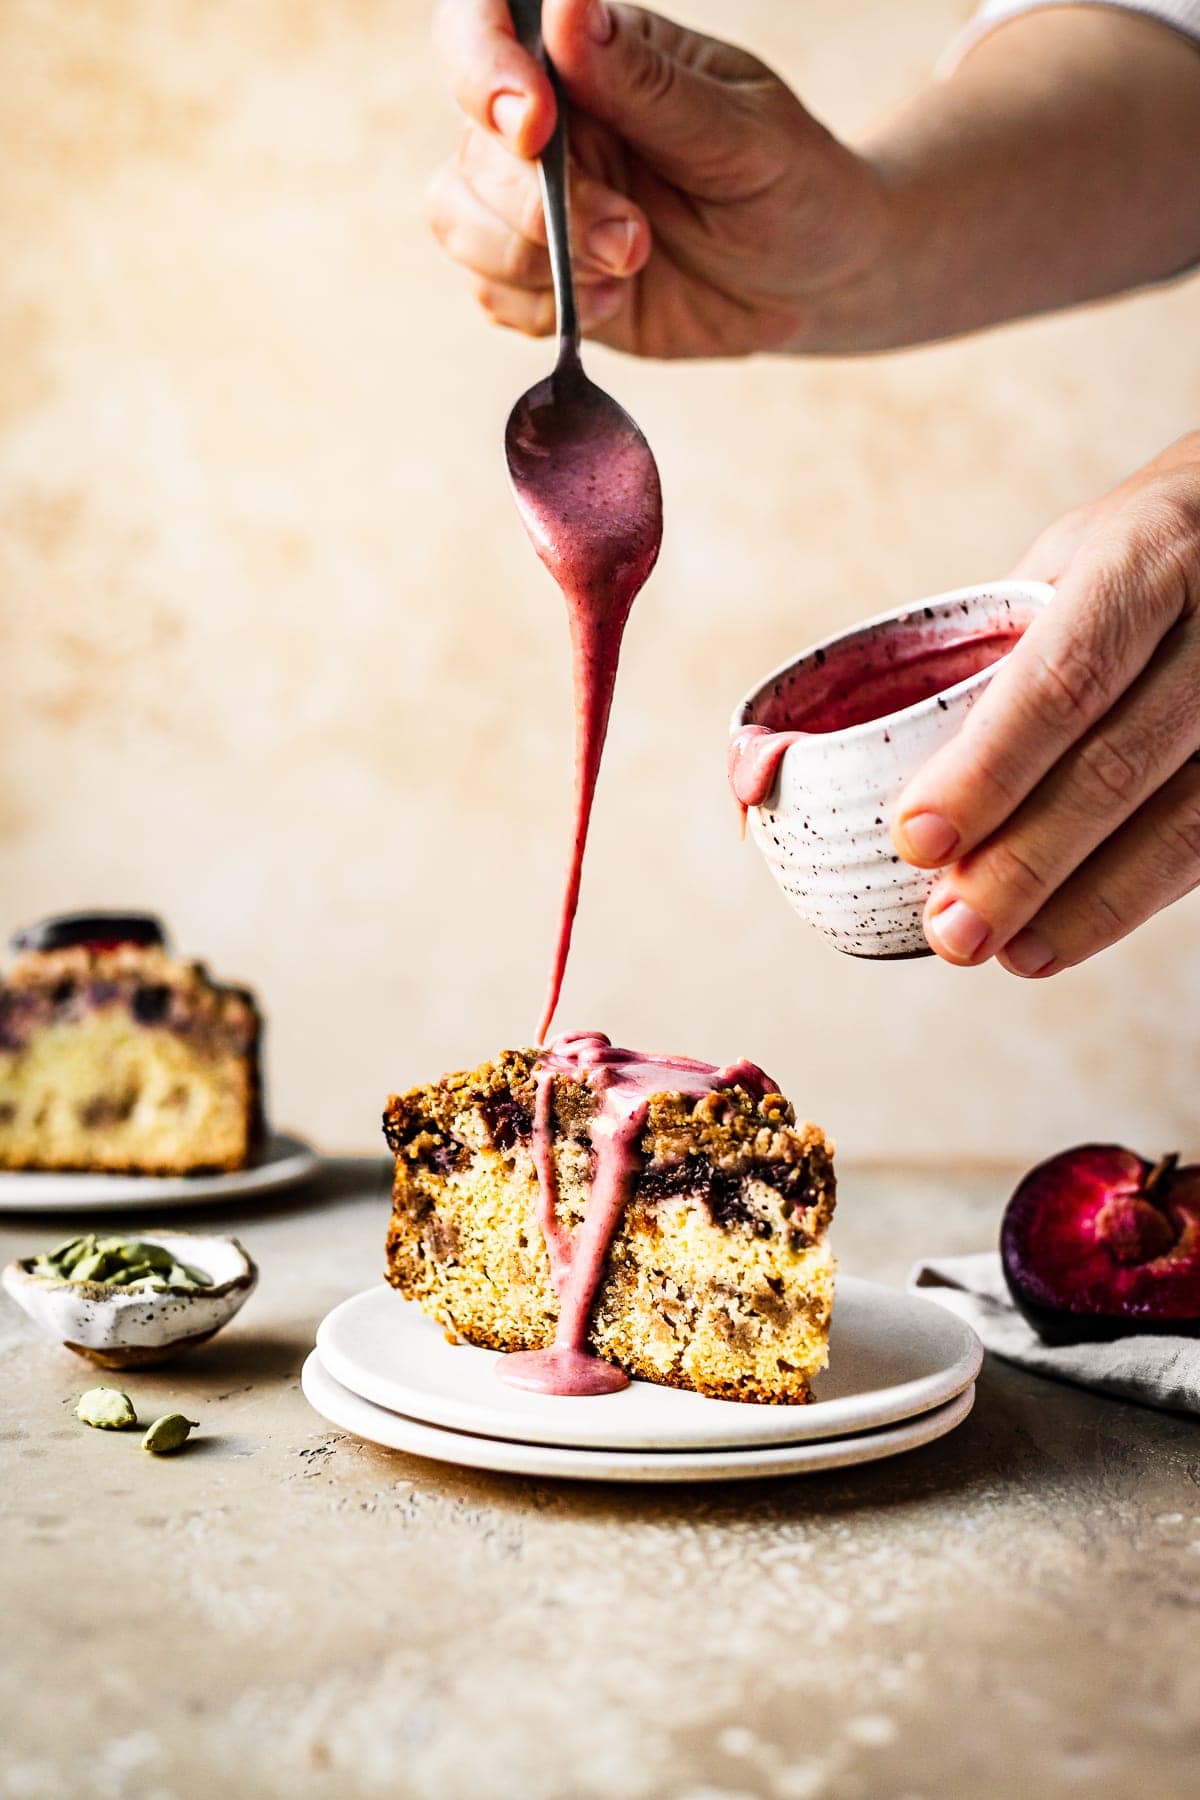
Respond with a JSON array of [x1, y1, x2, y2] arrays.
[[505, 360, 662, 1045], [499, 1030, 776, 1398]]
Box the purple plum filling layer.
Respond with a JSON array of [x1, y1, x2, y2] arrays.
[[0, 979, 254, 1058], [384, 1088, 820, 1249]]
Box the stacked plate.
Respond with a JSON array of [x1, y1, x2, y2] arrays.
[[303, 1277, 983, 1484]]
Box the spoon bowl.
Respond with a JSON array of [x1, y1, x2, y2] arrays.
[[502, 0, 661, 601], [504, 352, 662, 621]]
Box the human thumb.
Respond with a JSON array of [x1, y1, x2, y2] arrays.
[[543, 0, 766, 186]]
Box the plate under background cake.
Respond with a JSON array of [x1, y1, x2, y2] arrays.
[[383, 1042, 836, 1404], [0, 915, 264, 1175]]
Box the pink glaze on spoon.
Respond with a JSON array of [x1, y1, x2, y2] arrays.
[[499, 1030, 776, 1397]]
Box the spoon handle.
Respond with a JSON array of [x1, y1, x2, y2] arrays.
[[508, 0, 579, 355]]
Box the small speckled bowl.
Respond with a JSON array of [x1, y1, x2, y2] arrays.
[[732, 581, 1054, 958], [1, 1230, 257, 1368]]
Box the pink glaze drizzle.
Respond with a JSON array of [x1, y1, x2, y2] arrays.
[[506, 364, 662, 1046], [498, 1030, 776, 1398]]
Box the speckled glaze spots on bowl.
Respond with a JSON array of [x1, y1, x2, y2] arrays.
[[732, 582, 1055, 958]]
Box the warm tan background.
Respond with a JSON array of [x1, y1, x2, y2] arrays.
[[3, 0, 1199, 1159]]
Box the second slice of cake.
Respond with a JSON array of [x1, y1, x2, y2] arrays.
[[383, 1033, 835, 1404], [0, 913, 263, 1175]]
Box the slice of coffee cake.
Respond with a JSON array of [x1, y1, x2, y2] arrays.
[[383, 1032, 835, 1403], [0, 913, 264, 1174]]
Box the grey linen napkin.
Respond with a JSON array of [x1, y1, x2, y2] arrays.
[[909, 1251, 1200, 1417]]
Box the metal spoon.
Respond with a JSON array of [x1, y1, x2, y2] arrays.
[[503, 0, 662, 605], [503, 0, 663, 1044]]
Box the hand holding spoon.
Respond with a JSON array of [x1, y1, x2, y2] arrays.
[[503, 0, 663, 1044]]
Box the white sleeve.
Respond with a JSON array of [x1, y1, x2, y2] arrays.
[[944, 0, 1200, 71]]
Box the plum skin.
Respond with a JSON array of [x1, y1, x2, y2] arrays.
[[9, 913, 166, 955], [1001, 1143, 1200, 1346]]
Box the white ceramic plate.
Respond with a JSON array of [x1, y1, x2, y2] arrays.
[[0, 1132, 318, 1212], [315, 1277, 983, 1453], [302, 1350, 976, 1483]]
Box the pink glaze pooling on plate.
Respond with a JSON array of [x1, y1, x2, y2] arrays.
[[728, 625, 1027, 810], [497, 1031, 775, 1398], [505, 362, 662, 1046]]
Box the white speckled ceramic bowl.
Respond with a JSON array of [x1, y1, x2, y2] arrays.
[[732, 581, 1054, 958], [2, 1230, 257, 1367]]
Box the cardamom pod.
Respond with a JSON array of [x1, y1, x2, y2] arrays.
[[141, 1413, 199, 1455], [76, 1387, 137, 1430], [30, 1234, 213, 1290], [70, 1249, 114, 1283]]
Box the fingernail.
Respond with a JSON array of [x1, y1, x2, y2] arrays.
[[1003, 927, 1056, 977], [579, 278, 624, 324], [927, 899, 989, 961], [587, 218, 637, 273], [491, 92, 527, 141], [587, 2, 615, 45], [899, 811, 959, 865]]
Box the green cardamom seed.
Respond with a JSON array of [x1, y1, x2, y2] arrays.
[[140, 1245, 177, 1271], [165, 1261, 209, 1289], [141, 1413, 198, 1455], [44, 1234, 87, 1266], [76, 1387, 137, 1430], [169, 1259, 206, 1286], [30, 1235, 214, 1289], [96, 1239, 173, 1272], [109, 1262, 157, 1285], [36, 1235, 93, 1278], [69, 1249, 114, 1283]]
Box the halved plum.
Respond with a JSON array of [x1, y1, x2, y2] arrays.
[[1001, 1144, 1200, 1344]]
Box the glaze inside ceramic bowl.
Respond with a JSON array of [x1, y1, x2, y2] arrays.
[[741, 589, 1041, 739], [730, 580, 1055, 958]]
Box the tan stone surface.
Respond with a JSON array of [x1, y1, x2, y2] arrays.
[[2, 2, 1200, 1158], [3, 1160, 1199, 1799]]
